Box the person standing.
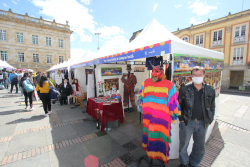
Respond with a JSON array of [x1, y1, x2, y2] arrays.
[[34, 71, 42, 86], [8, 69, 19, 94], [2, 69, 8, 89], [178, 66, 215, 167], [20, 73, 34, 110], [36, 76, 54, 117], [18, 70, 24, 96], [59, 79, 73, 106]]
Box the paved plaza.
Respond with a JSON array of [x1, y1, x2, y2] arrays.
[[0, 89, 249, 167]]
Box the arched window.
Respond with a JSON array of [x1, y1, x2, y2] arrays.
[[182, 37, 188, 42]]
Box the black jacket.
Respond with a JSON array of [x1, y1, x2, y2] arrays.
[[178, 82, 216, 128], [59, 83, 73, 96]]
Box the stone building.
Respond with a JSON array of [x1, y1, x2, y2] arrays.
[[130, 10, 250, 89], [0, 9, 73, 72]]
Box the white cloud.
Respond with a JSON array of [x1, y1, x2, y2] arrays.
[[189, 17, 205, 24], [81, 0, 91, 5], [12, 0, 17, 4], [189, 0, 217, 16], [31, 0, 96, 42], [104, 35, 128, 50], [3, 3, 10, 8], [153, 3, 157, 12], [96, 26, 125, 40], [70, 48, 87, 59], [188, 1, 192, 4], [175, 4, 182, 9]]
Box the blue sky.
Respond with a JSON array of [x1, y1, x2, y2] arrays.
[[1, 0, 250, 58]]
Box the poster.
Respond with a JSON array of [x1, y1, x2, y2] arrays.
[[104, 78, 119, 92], [55, 74, 62, 85], [101, 67, 122, 76], [134, 67, 145, 72], [172, 53, 223, 97], [172, 71, 222, 97], [85, 69, 94, 85], [173, 54, 201, 73]]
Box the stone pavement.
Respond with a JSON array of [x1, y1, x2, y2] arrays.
[[0, 88, 249, 167]]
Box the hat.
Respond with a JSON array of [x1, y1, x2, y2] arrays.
[[37, 71, 41, 74], [12, 69, 15, 71], [126, 65, 132, 70]]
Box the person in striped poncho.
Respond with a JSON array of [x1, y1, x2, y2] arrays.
[[139, 66, 181, 165]]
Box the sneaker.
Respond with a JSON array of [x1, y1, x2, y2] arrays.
[[15, 92, 18, 94], [48, 111, 52, 115], [24, 107, 28, 110], [8, 92, 12, 94], [44, 114, 48, 117], [30, 107, 34, 111]]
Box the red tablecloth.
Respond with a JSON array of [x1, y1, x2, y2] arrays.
[[86, 98, 124, 132]]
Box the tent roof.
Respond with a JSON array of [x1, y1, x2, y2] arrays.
[[0, 60, 16, 69]]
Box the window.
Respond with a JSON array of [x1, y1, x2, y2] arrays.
[[196, 35, 203, 47], [213, 30, 223, 46], [235, 25, 246, 37], [32, 35, 38, 45], [17, 33, 24, 43], [234, 25, 246, 43], [59, 56, 64, 63], [58, 39, 63, 48], [0, 51, 8, 61], [182, 37, 188, 42], [33, 54, 39, 63], [46, 37, 51, 46], [18, 52, 24, 62], [0, 30, 7, 41], [233, 47, 244, 65], [47, 55, 52, 64]]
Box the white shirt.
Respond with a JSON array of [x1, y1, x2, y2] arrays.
[[64, 83, 67, 88]]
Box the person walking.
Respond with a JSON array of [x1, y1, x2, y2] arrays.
[[8, 69, 18, 94], [36, 76, 54, 117], [178, 66, 215, 167], [20, 73, 34, 110]]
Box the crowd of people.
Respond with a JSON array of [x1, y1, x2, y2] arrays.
[[0, 68, 73, 117]]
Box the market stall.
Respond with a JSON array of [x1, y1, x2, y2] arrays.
[[68, 19, 224, 160]]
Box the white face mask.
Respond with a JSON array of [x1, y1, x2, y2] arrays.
[[192, 77, 204, 84]]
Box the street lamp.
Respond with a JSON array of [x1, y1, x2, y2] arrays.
[[95, 32, 101, 51]]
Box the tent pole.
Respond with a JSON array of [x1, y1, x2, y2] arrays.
[[93, 65, 97, 97]]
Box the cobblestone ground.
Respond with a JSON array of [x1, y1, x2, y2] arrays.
[[0, 88, 249, 167]]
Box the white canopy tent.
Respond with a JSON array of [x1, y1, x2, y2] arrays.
[[0, 60, 16, 69]]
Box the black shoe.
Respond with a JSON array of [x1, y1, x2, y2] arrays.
[[188, 163, 197, 167], [60, 104, 63, 106], [179, 164, 189, 167]]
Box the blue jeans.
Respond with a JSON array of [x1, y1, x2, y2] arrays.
[[20, 87, 23, 95], [179, 120, 208, 167]]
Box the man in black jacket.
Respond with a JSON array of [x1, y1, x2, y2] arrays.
[[59, 79, 73, 106], [178, 66, 215, 167]]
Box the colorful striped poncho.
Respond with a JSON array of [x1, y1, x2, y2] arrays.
[[139, 79, 181, 164]]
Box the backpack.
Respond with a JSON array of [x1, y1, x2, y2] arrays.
[[23, 78, 34, 93]]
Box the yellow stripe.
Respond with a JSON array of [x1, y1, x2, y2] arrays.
[[147, 151, 169, 162], [142, 143, 147, 148], [144, 86, 168, 94]]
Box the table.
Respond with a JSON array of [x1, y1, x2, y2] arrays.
[[86, 98, 124, 132]]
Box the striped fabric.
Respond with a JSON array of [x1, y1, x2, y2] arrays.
[[139, 79, 181, 164]]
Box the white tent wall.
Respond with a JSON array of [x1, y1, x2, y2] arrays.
[[94, 63, 150, 107], [74, 67, 89, 93]]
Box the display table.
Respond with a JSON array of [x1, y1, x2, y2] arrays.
[[86, 98, 124, 132]]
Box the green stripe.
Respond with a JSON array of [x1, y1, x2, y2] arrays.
[[143, 127, 170, 143]]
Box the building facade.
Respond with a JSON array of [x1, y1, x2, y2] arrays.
[[0, 9, 73, 72], [172, 10, 250, 89]]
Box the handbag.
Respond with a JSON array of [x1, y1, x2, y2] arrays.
[[48, 80, 58, 100]]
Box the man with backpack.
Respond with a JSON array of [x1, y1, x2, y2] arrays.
[[20, 72, 34, 110], [8, 69, 19, 94]]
